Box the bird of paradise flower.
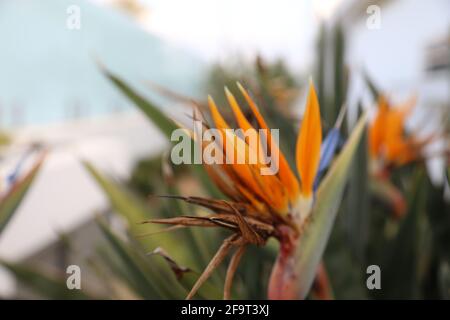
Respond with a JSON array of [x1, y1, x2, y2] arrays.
[[144, 79, 366, 300], [368, 94, 440, 173], [368, 94, 441, 218]]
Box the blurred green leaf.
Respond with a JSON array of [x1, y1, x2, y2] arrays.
[[438, 261, 450, 299], [97, 218, 222, 299], [344, 110, 369, 262], [314, 23, 347, 129], [292, 112, 367, 298], [369, 176, 407, 218], [84, 162, 201, 268], [103, 69, 178, 138], [0, 157, 44, 234], [316, 23, 326, 119], [323, 223, 368, 299], [332, 23, 347, 129], [103, 68, 222, 198], [363, 70, 380, 100], [324, 107, 369, 299], [423, 175, 450, 299], [426, 179, 450, 261], [1, 261, 93, 299], [97, 218, 186, 299], [150, 247, 222, 299], [84, 162, 150, 223], [161, 183, 225, 286], [239, 241, 277, 299], [371, 170, 426, 299]]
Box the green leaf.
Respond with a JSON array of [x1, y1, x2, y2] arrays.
[[1, 261, 94, 299], [371, 170, 426, 299], [97, 218, 223, 299], [239, 242, 277, 299], [363, 70, 380, 100], [332, 23, 347, 128], [316, 23, 326, 118], [150, 247, 223, 299], [0, 157, 44, 234], [438, 260, 450, 299], [102, 69, 178, 138], [162, 184, 223, 279], [103, 68, 222, 198], [446, 166, 450, 186], [343, 107, 370, 262], [426, 176, 450, 261], [84, 162, 201, 268], [84, 162, 150, 223], [369, 177, 406, 217], [97, 218, 187, 299], [293, 112, 367, 299], [323, 225, 368, 299]]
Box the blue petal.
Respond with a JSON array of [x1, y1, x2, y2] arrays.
[[314, 128, 342, 190]]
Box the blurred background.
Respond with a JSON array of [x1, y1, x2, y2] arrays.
[[0, 0, 449, 299]]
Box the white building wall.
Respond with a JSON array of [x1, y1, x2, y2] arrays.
[[343, 0, 449, 98]]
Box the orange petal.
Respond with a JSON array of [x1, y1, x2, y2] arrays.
[[235, 183, 271, 219], [203, 164, 242, 202], [225, 87, 253, 132], [384, 106, 408, 163], [296, 81, 322, 196], [208, 95, 232, 131], [237, 82, 300, 201], [369, 95, 389, 157], [208, 96, 283, 211], [208, 92, 293, 214], [222, 128, 288, 212], [225, 87, 266, 164], [236, 82, 271, 143]]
